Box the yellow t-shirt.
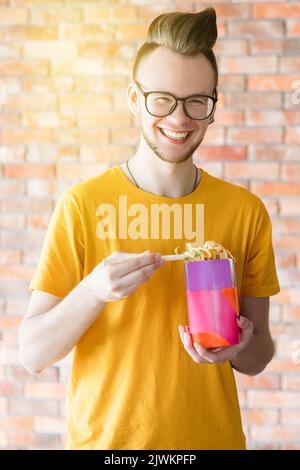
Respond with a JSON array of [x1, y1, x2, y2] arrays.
[[29, 165, 280, 450]]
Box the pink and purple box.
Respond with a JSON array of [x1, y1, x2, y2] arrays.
[[184, 258, 240, 349]]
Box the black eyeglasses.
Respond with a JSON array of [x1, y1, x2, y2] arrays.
[[134, 80, 218, 121]]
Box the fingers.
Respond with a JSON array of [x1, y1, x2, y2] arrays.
[[109, 251, 163, 278], [118, 257, 165, 288], [178, 325, 212, 364], [236, 314, 254, 349]]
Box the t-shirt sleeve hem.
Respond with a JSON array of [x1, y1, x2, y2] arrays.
[[28, 281, 65, 299]]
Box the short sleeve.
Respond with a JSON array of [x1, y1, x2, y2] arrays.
[[240, 200, 280, 298], [28, 191, 84, 298]]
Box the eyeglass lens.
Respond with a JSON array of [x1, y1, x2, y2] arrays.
[[146, 93, 214, 119]]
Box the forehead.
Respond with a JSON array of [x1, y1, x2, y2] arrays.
[[137, 46, 215, 95]]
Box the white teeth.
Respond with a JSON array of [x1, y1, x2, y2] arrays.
[[161, 128, 189, 140]]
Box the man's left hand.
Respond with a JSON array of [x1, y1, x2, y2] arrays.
[[178, 315, 254, 364]]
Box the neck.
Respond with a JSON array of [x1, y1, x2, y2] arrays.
[[123, 150, 199, 198]]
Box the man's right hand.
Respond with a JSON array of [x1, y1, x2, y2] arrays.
[[87, 251, 165, 303]]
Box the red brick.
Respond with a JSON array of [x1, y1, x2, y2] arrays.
[[25, 382, 66, 400], [249, 145, 299, 161], [227, 92, 281, 108], [266, 358, 300, 375], [282, 307, 300, 322], [253, 3, 300, 19], [277, 254, 297, 269], [246, 111, 300, 126], [6, 93, 57, 110], [280, 57, 300, 73], [245, 409, 279, 425], [0, 214, 25, 229], [236, 374, 280, 390], [9, 431, 61, 450], [0, 265, 35, 281], [9, 399, 58, 415], [196, 146, 246, 162], [287, 20, 300, 36], [220, 56, 277, 74], [251, 425, 300, 442], [281, 375, 300, 391], [27, 179, 57, 198], [0, 250, 21, 265], [116, 23, 149, 41], [280, 411, 300, 425], [2, 129, 53, 145], [272, 218, 300, 234], [1, 230, 45, 249], [248, 390, 300, 408], [34, 416, 66, 434], [225, 162, 279, 180], [60, 93, 112, 111], [0, 179, 25, 196], [252, 182, 300, 196], [250, 39, 282, 54], [228, 128, 282, 145], [23, 41, 77, 59], [0, 145, 25, 162], [30, 7, 81, 24], [214, 110, 244, 126], [228, 20, 284, 37], [4, 164, 55, 179], [0, 198, 53, 214], [281, 163, 300, 181], [27, 214, 51, 229], [0, 8, 27, 24], [219, 75, 245, 92], [0, 60, 48, 76], [0, 398, 8, 414], [77, 110, 131, 128], [0, 430, 8, 448], [111, 127, 139, 146], [215, 39, 247, 56], [0, 316, 21, 329], [6, 366, 58, 382], [6, 26, 58, 41], [285, 128, 300, 144], [201, 128, 224, 145], [57, 162, 108, 179], [0, 416, 34, 430], [0, 381, 24, 397], [274, 236, 300, 250]]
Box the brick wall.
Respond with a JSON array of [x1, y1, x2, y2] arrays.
[[0, 0, 299, 450]]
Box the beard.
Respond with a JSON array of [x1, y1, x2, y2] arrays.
[[140, 123, 204, 164]]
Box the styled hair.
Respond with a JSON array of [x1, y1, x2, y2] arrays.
[[132, 7, 218, 99]]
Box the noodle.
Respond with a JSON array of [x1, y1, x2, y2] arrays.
[[176, 241, 235, 262]]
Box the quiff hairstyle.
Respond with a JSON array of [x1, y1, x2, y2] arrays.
[[132, 7, 218, 99]]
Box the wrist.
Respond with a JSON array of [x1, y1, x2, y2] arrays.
[[83, 273, 107, 309]]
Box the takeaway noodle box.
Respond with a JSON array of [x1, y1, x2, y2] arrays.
[[184, 257, 240, 349]]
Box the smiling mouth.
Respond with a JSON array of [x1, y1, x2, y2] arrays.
[[158, 127, 193, 143]]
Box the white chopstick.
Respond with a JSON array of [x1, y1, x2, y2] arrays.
[[161, 254, 186, 261], [103, 252, 186, 266]]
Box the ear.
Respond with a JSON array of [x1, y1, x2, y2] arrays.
[[127, 82, 139, 116], [208, 111, 215, 125]]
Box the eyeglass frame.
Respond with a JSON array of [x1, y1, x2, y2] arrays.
[[134, 80, 218, 121]]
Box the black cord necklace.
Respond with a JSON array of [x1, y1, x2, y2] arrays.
[[125, 159, 198, 192]]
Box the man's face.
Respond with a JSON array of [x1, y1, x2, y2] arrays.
[[128, 46, 216, 164]]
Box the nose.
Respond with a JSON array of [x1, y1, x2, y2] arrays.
[[167, 100, 191, 127]]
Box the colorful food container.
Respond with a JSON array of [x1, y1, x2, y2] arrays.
[[184, 258, 240, 349]]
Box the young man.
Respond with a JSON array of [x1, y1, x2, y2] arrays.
[[19, 8, 280, 449]]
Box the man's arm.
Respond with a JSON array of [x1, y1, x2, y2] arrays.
[[230, 296, 275, 376], [19, 252, 164, 375]]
